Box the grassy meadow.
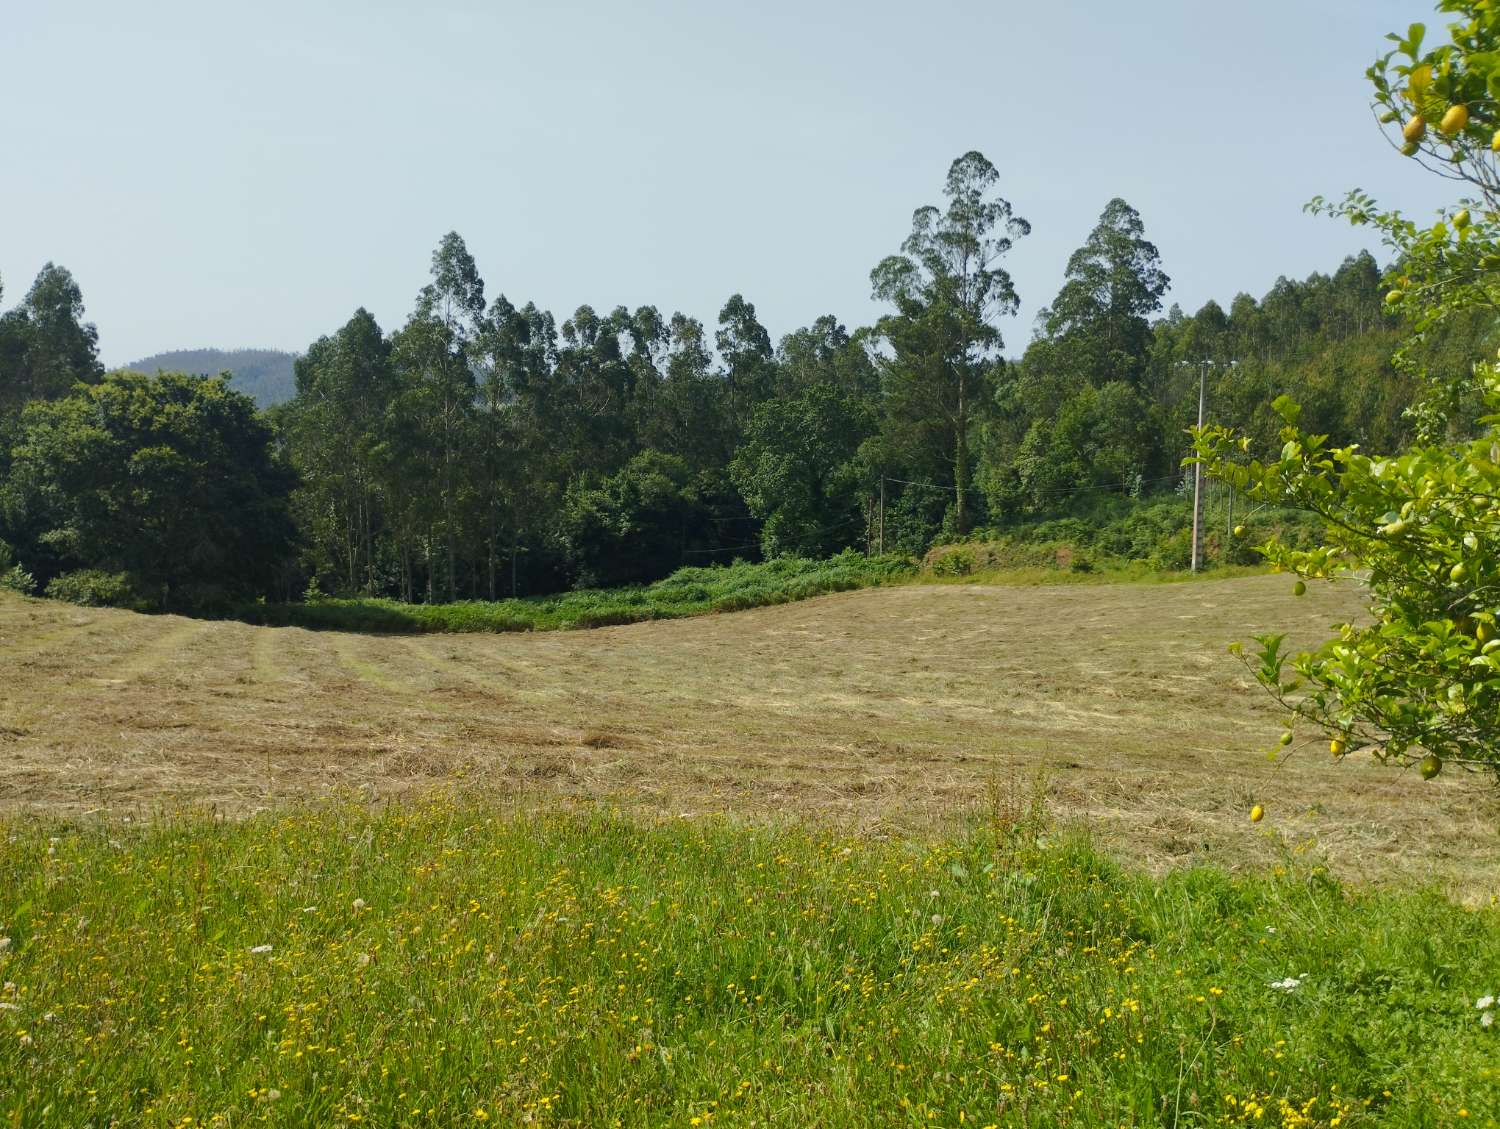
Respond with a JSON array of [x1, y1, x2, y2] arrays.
[[4, 572, 1500, 1126], [1, 801, 1497, 1127]]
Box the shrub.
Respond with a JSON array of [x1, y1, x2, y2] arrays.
[[45, 569, 146, 609]]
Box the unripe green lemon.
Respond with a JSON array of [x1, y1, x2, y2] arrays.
[[1279, 731, 1294, 747], [1401, 140, 1421, 156], [1386, 289, 1404, 304], [1454, 207, 1471, 229], [1233, 525, 1247, 539], [1452, 562, 1469, 583], [1419, 753, 1443, 780], [1293, 580, 1307, 596]]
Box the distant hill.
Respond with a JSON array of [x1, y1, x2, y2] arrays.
[[122, 348, 297, 408]]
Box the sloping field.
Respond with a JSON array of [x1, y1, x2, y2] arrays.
[[1, 575, 1495, 893]]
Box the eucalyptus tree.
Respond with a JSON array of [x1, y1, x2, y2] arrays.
[[871, 151, 1029, 533], [715, 293, 775, 433], [1036, 198, 1169, 390], [0, 263, 103, 418], [389, 232, 485, 601], [282, 309, 393, 593]]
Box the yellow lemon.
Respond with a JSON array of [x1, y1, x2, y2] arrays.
[[1404, 115, 1427, 143], [1440, 104, 1470, 134], [1250, 805, 1265, 823]]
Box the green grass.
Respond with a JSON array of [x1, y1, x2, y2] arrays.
[[2, 800, 1496, 1126], [238, 551, 915, 633]]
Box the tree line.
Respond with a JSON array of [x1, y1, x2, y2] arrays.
[[1, 150, 1486, 610]]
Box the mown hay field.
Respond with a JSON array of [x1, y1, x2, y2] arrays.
[[1, 574, 1495, 896]]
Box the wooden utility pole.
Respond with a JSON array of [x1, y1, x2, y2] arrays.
[[878, 477, 886, 556], [1191, 360, 1207, 574]]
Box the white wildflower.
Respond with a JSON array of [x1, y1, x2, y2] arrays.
[[1477, 995, 1496, 1010], [301, 906, 317, 914], [249, 944, 273, 955], [930, 914, 944, 926], [0, 938, 10, 952], [0, 1002, 17, 1011], [352, 898, 366, 911], [1268, 975, 1304, 992], [1482, 1011, 1495, 1028]]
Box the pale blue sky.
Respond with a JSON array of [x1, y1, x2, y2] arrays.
[[2, 0, 1454, 367]]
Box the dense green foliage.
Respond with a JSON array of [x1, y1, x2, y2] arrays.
[[931, 497, 1323, 577], [1197, 0, 1500, 775], [125, 348, 298, 408], [241, 551, 911, 633], [1, 371, 297, 610], [2, 802, 1496, 1126], [3, 143, 1490, 614], [0, 264, 102, 419]]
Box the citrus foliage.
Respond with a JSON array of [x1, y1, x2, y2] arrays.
[[1196, 2, 1500, 774]]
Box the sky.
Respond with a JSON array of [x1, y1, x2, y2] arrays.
[[0, 0, 1458, 368]]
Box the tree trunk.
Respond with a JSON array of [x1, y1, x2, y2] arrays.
[[954, 382, 970, 534]]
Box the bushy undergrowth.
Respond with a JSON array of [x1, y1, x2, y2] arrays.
[[0, 802, 1495, 1126], [239, 551, 914, 633], [928, 496, 1325, 579]]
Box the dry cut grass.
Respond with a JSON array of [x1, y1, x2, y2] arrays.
[[0, 574, 1495, 896]]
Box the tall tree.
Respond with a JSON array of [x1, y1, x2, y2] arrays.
[[871, 151, 1029, 533], [4, 372, 295, 608], [1037, 198, 1169, 389], [0, 263, 103, 417], [389, 232, 485, 601], [280, 309, 394, 593], [715, 294, 775, 433]]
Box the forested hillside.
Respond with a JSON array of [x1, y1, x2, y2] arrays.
[[0, 152, 1489, 611], [124, 347, 296, 407]]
